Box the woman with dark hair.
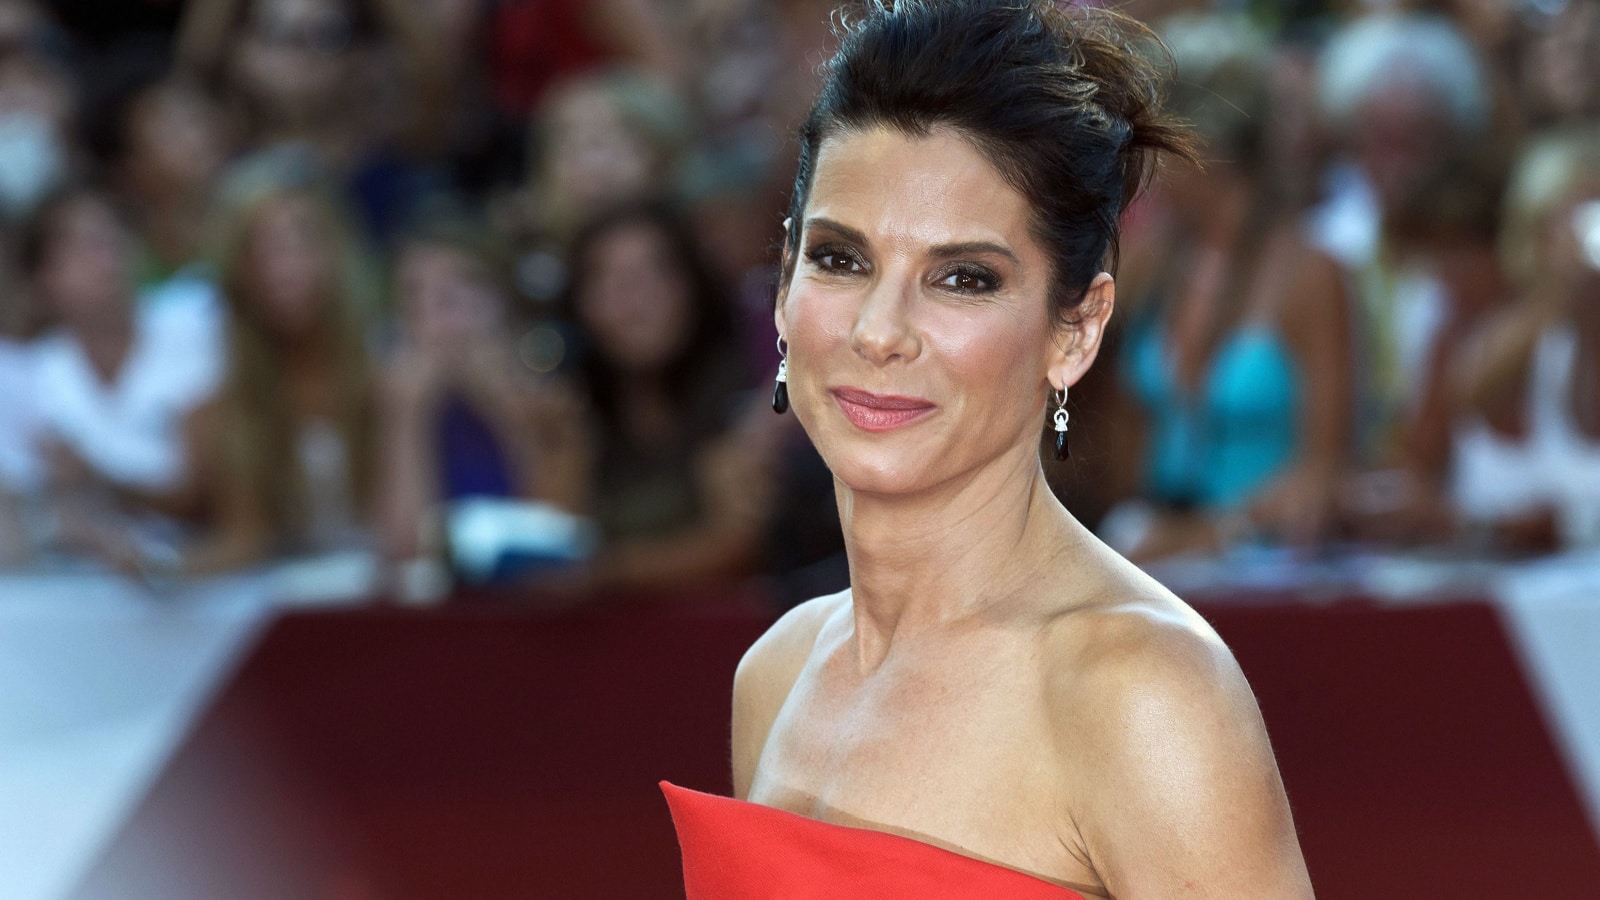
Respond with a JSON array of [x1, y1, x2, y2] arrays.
[[659, 2, 1313, 898], [376, 219, 589, 563], [562, 198, 778, 587]]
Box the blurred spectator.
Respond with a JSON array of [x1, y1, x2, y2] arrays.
[[0, 35, 78, 223], [1314, 12, 1491, 272], [376, 217, 590, 562], [110, 77, 234, 287], [1450, 125, 1600, 553], [22, 186, 223, 506], [1314, 12, 1518, 543], [560, 199, 775, 588], [1102, 15, 1353, 561], [175, 167, 378, 573], [500, 67, 690, 303], [1354, 140, 1512, 539], [1518, 0, 1600, 129], [536, 69, 688, 234], [176, 0, 451, 245]]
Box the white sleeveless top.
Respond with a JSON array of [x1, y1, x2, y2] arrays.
[[1451, 325, 1600, 547]]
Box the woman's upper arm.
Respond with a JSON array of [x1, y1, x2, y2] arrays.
[[1059, 618, 1313, 899], [1282, 243, 1353, 472]]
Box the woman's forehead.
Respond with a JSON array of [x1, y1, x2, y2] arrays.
[[805, 126, 1038, 256]]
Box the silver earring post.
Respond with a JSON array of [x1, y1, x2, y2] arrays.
[[1052, 387, 1070, 460]]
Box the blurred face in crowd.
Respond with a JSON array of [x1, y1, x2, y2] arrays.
[[397, 241, 506, 357], [235, 0, 354, 119], [36, 197, 133, 331], [577, 221, 694, 374], [547, 86, 656, 213], [776, 127, 1079, 496], [1546, 181, 1600, 299], [123, 83, 229, 199], [0, 49, 73, 216], [242, 193, 334, 339], [1525, 1, 1600, 122], [1354, 80, 1453, 215]]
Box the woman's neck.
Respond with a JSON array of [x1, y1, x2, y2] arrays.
[[837, 441, 1079, 670]]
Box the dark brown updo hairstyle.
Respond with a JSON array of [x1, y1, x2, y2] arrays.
[[784, 0, 1195, 323]]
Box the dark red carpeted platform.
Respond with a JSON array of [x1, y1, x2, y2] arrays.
[[1207, 600, 1600, 898], [72, 592, 1600, 899]]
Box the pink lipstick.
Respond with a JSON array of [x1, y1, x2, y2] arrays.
[[831, 387, 936, 432]]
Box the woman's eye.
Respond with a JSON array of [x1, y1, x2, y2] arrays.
[[808, 247, 864, 274], [937, 267, 996, 294]]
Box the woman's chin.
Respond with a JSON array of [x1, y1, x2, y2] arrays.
[[818, 441, 942, 497]]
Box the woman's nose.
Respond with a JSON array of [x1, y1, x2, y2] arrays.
[[850, 275, 920, 365]]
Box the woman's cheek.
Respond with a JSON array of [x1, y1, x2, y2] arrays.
[[775, 287, 841, 443], [928, 301, 1036, 380], [783, 279, 855, 374]]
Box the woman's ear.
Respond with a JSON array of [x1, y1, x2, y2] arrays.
[[775, 217, 795, 321], [1047, 272, 1116, 390]]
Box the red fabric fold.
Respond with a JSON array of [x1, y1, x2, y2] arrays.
[[660, 781, 1087, 899]]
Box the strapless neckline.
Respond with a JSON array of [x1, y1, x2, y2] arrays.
[[660, 780, 1088, 899]]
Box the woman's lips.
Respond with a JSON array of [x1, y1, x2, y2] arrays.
[[830, 387, 936, 432]]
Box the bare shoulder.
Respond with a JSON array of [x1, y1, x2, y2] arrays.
[[1043, 582, 1313, 898], [730, 590, 849, 798], [738, 589, 849, 684], [1047, 588, 1245, 715]]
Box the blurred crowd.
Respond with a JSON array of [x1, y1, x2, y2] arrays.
[[0, 0, 1594, 605]]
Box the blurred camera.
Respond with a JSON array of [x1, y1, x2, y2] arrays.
[[1574, 200, 1600, 272]]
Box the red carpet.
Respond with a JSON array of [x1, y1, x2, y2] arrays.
[[1205, 599, 1600, 898], [72, 592, 1600, 899]]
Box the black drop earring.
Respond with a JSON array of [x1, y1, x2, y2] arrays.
[[1052, 387, 1070, 460], [772, 337, 789, 414]]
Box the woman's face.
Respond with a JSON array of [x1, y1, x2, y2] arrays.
[[126, 84, 228, 196], [236, 0, 353, 117], [38, 198, 132, 330], [547, 88, 655, 211], [778, 126, 1093, 496], [244, 194, 332, 337], [398, 242, 504, 355], [577, 221, 694, 373]]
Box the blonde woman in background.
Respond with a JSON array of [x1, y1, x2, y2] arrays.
[[1451, 127, 1600, 553], [496, 68, 691, 307], [176, 160, 380, 573]]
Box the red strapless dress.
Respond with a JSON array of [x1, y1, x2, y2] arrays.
[[660, 781, 1087, 899]]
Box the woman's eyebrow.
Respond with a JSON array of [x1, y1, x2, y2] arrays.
[[803, 216, 869, 246], [928, 240, 1018, 264]]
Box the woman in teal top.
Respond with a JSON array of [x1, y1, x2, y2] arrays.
[[1106, 15, 1354, 561], [1124, 318, 1302, 511]]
